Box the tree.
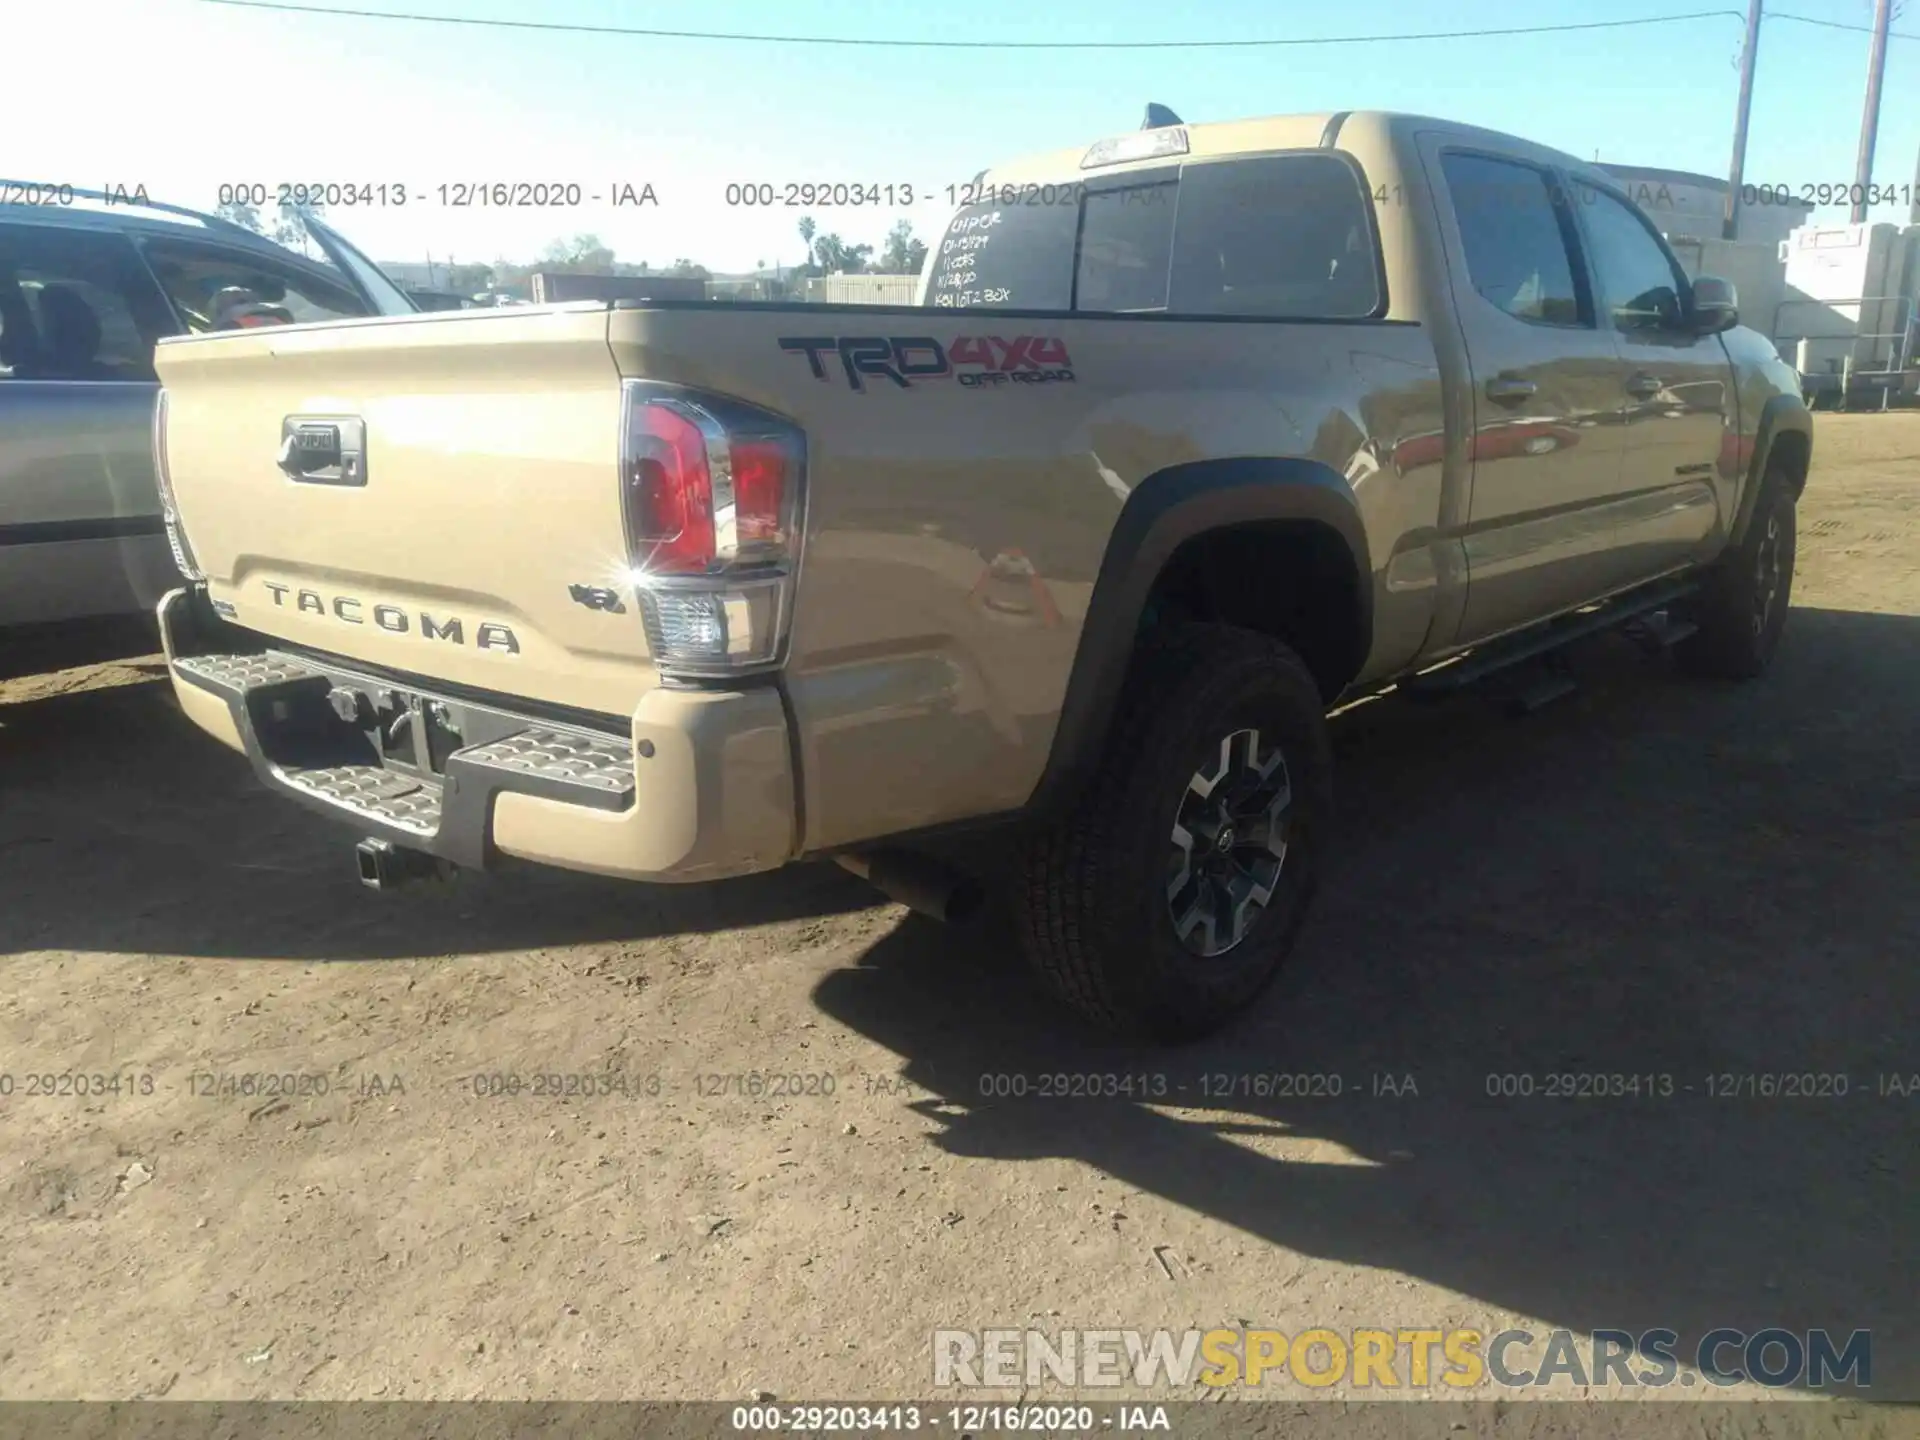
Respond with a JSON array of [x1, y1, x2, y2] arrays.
[[878, 219, 928, 275], [797, 215, 818, 276], [271, 200, 325, 256], [540, 233, 616, 273], [811, 233, 872, 274], [215, 200, 265, 235], [668, 258, 711, 279], [446, 262, 495, 294]]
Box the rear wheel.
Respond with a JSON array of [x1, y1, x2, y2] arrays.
[[1679, 460, 1798, 680], [1015, 624, 1332, 1041]]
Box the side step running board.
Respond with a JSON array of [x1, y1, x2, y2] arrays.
[[1400, 577, 1700, 701]]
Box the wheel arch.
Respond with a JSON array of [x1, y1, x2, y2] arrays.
[[1731, 394, 1813, 548], [1027, 456, 1372, 816]]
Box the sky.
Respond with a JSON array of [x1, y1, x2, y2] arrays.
[[14, 0, 1920, 277]]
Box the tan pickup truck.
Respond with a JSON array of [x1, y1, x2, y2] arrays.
[[151, 109, 1811, 1040]]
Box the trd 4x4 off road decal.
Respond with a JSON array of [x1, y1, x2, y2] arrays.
[[778, 335, 1075, 392]]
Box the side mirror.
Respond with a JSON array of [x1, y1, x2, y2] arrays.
[[1689, 275, 1739, 335]]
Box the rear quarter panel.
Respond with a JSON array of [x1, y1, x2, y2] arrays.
[[610, 305, 1447, 851]]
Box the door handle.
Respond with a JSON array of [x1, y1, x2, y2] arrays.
[[1485, 376, 1537, 404], [1625, 372, 1664, 399]]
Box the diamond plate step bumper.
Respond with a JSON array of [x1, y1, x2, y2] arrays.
[[171, 646, 634, 869], [281, 763, 444, 837], [454, 728, 636, 804]]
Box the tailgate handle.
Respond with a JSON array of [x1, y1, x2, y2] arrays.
[[278, 416, 367, 487]]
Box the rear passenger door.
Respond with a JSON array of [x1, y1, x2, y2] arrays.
[[0, 222, 181, 625], [1423, 145, 1631, 645], [1571, 182, 1729, 573]]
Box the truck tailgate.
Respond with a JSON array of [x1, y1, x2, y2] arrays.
[[153, 304, 651, 718]]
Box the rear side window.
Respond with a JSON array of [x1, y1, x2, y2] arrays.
[[927, 152, 1381, 319], [1169, 155, 1381, 318], [1440, 152, 1589, 327], [137, 238, 369, 333], [1075, 184, 1176, 312], [0, 224, 172, 382], [929, 203, 1077, 310]]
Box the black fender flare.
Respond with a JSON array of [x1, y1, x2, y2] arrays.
[[1730, 393, 1813, 549], [1026, 456, 1372, 815]]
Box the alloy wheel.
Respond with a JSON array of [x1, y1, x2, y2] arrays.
[[1166, 727, 1292, 958], [1752, 510, 1784, 639]]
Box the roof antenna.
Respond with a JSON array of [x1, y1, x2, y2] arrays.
[[1142, 103, 1183, 129]]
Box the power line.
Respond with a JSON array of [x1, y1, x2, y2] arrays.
[[1769, 10, 1919, 40], [195, 0, 1753, 51]]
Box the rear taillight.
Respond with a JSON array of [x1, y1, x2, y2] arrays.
[[151, 389, 205, 582], [627, 401, 721, 574], [620, 381, 805, 677]]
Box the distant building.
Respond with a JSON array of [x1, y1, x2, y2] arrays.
[[800, 273, 920, 305], [1598, 164, 1813, 250], [1776, 222, 1920, 383], [1601, 163, 1820, 369], [528, 271, 707, 304]]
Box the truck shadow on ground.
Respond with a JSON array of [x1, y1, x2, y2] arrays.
[[0, 670, 881, 961], [0, 615, 162, 683], [813, 605, 1918, 1397], [2, 610, 1912, 1396]]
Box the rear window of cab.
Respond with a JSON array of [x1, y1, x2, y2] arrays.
[[926, 151, 1382, 320]]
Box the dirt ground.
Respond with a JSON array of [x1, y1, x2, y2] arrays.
[[2, 416, 1915, 1410]]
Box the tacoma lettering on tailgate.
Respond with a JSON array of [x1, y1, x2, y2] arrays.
[[261, 582, 521, 653]]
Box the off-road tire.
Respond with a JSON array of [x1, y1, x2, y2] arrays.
[[1015, 624, 1333, 1042], [1678, 460, 1798, 680]]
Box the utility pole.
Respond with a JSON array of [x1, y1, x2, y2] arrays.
[[1723, 0, 1764, 240], [1851, 0, 1893, 224]]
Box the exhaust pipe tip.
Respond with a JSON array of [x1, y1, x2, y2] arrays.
[[355, 837, 449, 891], [931, 872, 986, 925], [836, 849, 984, 924]]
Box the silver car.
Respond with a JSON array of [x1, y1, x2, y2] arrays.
[[0, 187, 412, 655]]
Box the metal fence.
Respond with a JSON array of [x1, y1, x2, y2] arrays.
[[1773, 294, 1918, 408]]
